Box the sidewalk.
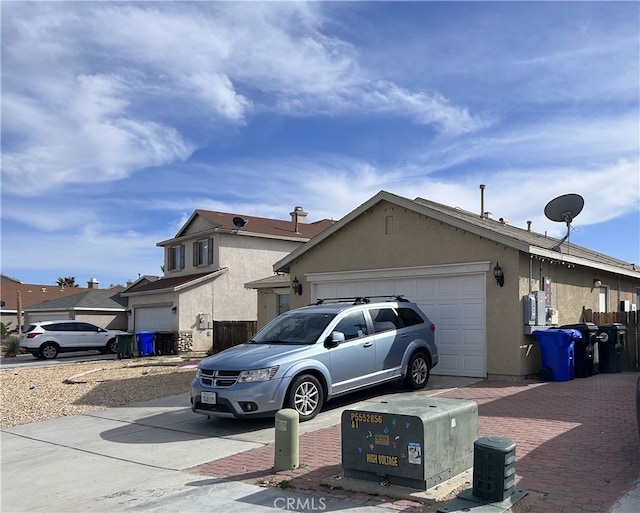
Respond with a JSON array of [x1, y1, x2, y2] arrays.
[[191, 372, 640, 513]]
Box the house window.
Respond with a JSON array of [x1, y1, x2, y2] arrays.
[[277, 294, 290, 315], [168, 245, 184, 271], [193, 238, 213, 266]]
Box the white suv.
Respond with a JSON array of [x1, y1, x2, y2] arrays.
[[20, 320, 126, 359], [192, 296, 438, 421]]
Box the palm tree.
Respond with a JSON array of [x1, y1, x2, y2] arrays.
[[56, 277, 78, 287]]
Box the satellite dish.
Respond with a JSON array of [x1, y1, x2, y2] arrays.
[[232, 216, 247, 228], [544, 193, 584, 251]]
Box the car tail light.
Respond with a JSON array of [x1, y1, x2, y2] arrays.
[[430, 323, 435, 333], [26, 332, 40, 338]]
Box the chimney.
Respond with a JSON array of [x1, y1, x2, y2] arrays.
[[290, 206, 308, 234], [479, 184, 486, 218], [87, 278, 99, 289]]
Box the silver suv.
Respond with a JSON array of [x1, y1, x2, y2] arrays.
[[191, 297, 438, 421], [20, 320, 126, 359]]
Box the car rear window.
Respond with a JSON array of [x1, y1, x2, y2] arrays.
[[44, 323, 74, 332], [398, 307, 424, 327]]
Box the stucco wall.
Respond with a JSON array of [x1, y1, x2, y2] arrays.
[[215, 234, 299, 320]]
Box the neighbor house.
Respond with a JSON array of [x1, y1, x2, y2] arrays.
[[122, 207, 335, 353], [23, 287, 128, 330], [13, 275, 159, 331], [1, 275, 118, 330], [267, 191, 639, 380]]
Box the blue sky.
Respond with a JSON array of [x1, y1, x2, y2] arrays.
[[1, 1, 639, 288]]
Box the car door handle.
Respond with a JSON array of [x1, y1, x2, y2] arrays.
[[363, 341, 373, 347], [400, 334, 408, 338]]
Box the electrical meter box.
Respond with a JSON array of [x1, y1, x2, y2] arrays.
[[523, 291, 546, 328], [341, 396, 478, 490]]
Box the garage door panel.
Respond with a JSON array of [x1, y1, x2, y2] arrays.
[[438, 277, 461, 298], [463, 275, 485, 296], [415, 280, 438, 297], [311, 272, 486, 378], [462, 301, 485, 322], [437, 354, 461, 374], [135, 307, 172, 332], [463, 354, 486, 374]]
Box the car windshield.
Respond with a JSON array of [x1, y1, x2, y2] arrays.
[[250, 312, 336, 345]]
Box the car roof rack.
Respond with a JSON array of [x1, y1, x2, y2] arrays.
[[314, 295, 409, 305]]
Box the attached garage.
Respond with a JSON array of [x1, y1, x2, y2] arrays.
[[25, 312, 70, 324], [308, 263, 488, 378], [134, 306, 173, 332]]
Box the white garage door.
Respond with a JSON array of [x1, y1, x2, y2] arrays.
[[135, 307, 173, 332], [310, 264, 487, 378], [26, 312, 70, 324]]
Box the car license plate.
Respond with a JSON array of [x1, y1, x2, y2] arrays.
[[201, 391, 217, 404]]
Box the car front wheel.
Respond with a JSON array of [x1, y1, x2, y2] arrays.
[[106, 338, 118, 354], [39, 342, 59, 360], [404, 351, 431, 389], [287, 374, 324, 422]]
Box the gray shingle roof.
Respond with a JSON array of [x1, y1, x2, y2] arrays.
[[275, 190, 639, 278], [24, 289, 127, 312]]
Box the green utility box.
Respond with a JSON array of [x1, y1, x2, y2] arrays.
[[341, 396, 478, 490], [116, 334, 135, 359]]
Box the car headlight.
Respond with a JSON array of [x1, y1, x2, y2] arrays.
[[238, 366, 279, 383]]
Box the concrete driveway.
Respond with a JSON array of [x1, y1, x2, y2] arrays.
[[1, 375, 478, 512]]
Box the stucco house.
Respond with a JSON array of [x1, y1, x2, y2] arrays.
[[122, 207, 335, 353], [0, 275, 127, 331], [267, 191, 639, 380], [22, 287, 129, 330]]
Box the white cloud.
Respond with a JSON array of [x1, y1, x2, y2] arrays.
[[2, 1, 488, 197]]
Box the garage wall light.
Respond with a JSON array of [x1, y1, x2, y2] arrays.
[[292, 276, 302, 295], [493, 262, 504, 287], [593, 279, 602, 288]]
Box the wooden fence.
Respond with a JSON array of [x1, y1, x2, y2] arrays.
[[212, 320, 257, 354], [583, 309, 639, 372]]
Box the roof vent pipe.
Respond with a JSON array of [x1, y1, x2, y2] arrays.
[[527, 220, 532, 232], [479, 184, 486, 218]]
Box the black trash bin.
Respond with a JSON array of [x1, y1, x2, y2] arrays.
[[559, 322, 599, 377], [597, 323, 626, 373], [155, 332, 175, 356]]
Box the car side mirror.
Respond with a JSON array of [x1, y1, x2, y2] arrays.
[[324, 331, 345, 349]]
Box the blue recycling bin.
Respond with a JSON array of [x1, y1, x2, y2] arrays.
[[532, 329, 580, 382], [135, 331, 156, 357]]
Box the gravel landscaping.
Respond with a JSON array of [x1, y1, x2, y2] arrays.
[[0, 358, 198, 428]]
